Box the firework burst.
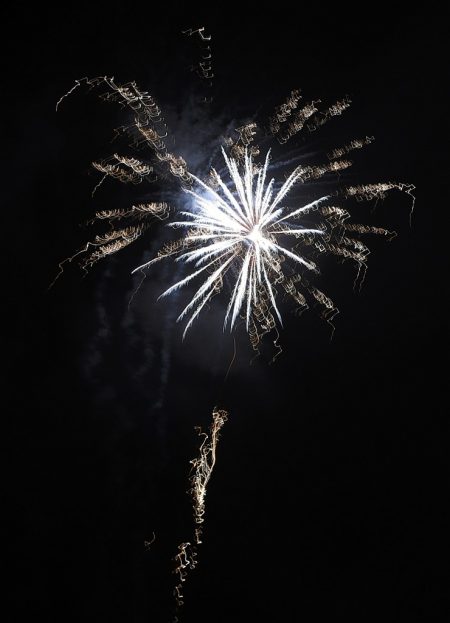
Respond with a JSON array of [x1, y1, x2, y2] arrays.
[[133, 149, 328, 337], [55, 69, 414, 353]]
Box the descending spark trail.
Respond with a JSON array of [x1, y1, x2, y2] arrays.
[[133, 149, 327, 337], [173, 409, 228, 618]]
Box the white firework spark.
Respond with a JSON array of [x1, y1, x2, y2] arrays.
[[133, 149, 328, 337]]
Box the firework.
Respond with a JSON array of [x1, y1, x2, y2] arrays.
[[55, 72, 414, 353], [54, 29, 417, 623]]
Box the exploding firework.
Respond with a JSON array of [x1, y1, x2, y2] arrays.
[[133, 149, 328, 338], [55, 41, 414, 354]]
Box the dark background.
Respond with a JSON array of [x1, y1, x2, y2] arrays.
[[5, 4, 448, 622]]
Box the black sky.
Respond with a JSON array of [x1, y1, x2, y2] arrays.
[[5, 4, 449, 622]]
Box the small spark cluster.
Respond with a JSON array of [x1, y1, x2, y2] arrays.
[[182, 26, 214, 103]]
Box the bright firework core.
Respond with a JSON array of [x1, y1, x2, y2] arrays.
[[134, 149, 327, 336], [245, 226, 263, 244]]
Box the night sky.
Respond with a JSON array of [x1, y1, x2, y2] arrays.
[[5, 4, 448, 622]]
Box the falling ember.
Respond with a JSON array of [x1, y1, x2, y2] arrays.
[[173, 408, 228, 616]]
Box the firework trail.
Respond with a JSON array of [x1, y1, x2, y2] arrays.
[[173, 408, 228, 619]]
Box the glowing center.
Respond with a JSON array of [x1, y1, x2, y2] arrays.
[[246, 226, 263, 245]]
